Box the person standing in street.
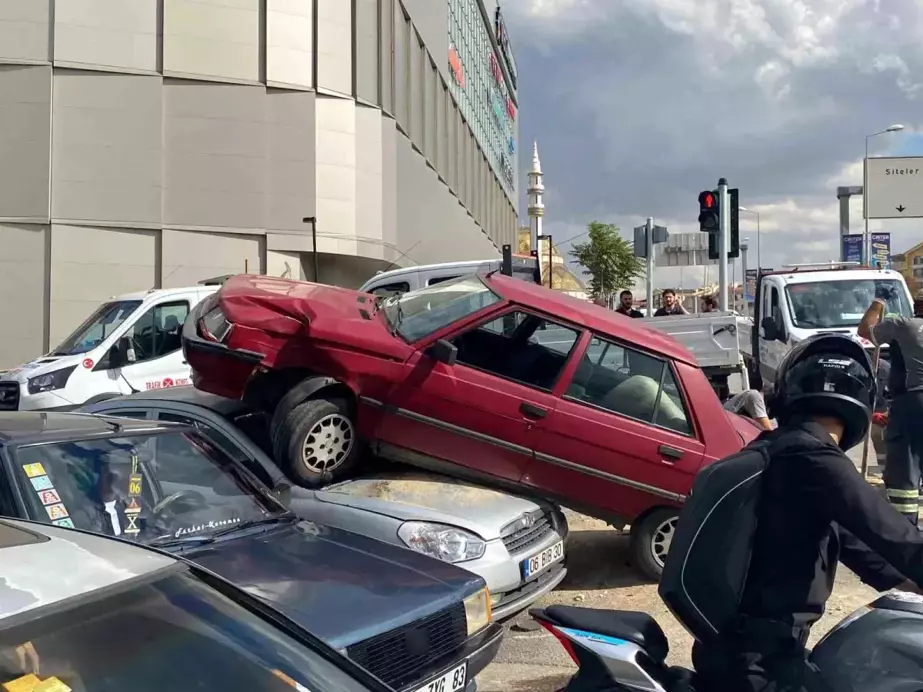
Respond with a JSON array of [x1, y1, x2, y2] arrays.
[[654, 288, 688, 316], [701, 295, 718, 313], [858, 287, 923, 524], [615, 290, 643, 318]]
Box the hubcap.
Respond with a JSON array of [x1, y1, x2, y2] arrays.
[[301, 413, 354, 473], [651, 516, 677, 568]]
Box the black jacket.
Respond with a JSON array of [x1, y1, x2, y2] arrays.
[[740, 421, 923, 629]]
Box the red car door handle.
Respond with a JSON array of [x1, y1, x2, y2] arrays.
[[520, 402, 547, 419], [659, 445, 684, 460]]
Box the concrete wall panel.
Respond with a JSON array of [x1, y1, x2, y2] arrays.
[[0, 0, 51, 64], [266, 249, 305, 279], [266, 0, 313, 89], [163, 0, 260, 83], [161, 229, 264, 287], [401, 0, 448, 86], [54, 0, 158, 72], [51, 70, 162, 225], [355, 104, 384, 259], [0, 66, 51, 220], [0, 223, 46, 366], [315, 96, 356, 240], [316, 0, 351, 95], [355, 0, 378, 104], [267, 89, 316, 232]]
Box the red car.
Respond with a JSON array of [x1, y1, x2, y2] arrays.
[[182, 273, 758, 578]]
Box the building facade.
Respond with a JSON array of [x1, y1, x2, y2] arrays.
[[891, 241, 923, 297], [0, 0, 519, 366]]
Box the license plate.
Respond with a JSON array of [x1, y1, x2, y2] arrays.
[[522, 540, 565, 578], [414, 662, 466, 692]]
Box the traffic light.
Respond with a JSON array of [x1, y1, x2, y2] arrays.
[[708, 231, 719, 260], [698, 190, 719, 233], [728, 188, 739, 258]]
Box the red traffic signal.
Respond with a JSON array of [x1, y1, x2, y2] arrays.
[[699, 191, 716, 209], [698, 190, 719, 233]]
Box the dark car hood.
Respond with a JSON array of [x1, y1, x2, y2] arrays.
[[190, 520, 482, 649]]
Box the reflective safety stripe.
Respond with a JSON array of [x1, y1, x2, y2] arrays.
[[886, 488, 920, 499], [889, 501, 920, 512]]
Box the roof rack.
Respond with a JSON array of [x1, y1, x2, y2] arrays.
[[780, 261, 864, 271], [198, 275, 234, 286]]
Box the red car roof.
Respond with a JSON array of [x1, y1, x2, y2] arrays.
[[483, 273, 698, 366]]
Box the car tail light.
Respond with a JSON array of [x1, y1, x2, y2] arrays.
[[199, 306, 233, 342]]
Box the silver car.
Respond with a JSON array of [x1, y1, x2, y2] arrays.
[[83, 387, 570, 619], [0, 518, 397, 692]]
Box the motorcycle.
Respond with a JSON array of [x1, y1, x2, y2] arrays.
[[531, 588, 923, 691]]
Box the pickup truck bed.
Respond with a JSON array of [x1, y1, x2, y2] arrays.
[[643, 312, 751, 377]]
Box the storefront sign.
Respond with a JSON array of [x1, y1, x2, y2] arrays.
[[500, 152, 514, 187], [448, 43, 465, 88], [495, 7, 518, 90]]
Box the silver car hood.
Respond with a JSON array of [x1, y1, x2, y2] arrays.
[[313, 472, 543, 541]]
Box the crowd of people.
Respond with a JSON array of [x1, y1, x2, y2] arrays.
[[614, 288, 721, 317]]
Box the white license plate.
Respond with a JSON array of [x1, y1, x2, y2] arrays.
[[522, 540, 565, 578], [414, 662, 466, 692]]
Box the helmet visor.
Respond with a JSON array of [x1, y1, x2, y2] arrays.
[[783, 355, 875, 412]]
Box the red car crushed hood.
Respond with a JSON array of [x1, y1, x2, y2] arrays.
[[217, 275, 410, 364]]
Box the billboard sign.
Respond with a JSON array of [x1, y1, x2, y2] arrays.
[[494, 7, 518, 90], [864, 156, 923, 219], [870, 232, 891, 269], [841, 234, 863, 264]]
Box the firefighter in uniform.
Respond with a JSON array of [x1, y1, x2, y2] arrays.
[[691, 333, 923, 692], [858, 288, 923, 524]]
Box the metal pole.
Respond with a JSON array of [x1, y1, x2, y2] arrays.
[[303, 216, 318, 282], [717, 178, 729, 311], [645, 217, 654, 317], [741, 241, 749, 317], [864, 139, 869, 265], [547, 235, 553, 289]]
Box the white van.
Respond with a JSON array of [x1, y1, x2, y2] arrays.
[[359, 256, 540, 296], [0, 282, 221, 411]]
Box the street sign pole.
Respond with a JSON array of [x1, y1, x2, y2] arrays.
[[741, 239, 749, 317], [717, 178, 729, 311], [646, 217, 654, 317]]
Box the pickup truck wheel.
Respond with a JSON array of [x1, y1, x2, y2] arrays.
[[630, 508, 678, 581], [274, 398, 360, 487]]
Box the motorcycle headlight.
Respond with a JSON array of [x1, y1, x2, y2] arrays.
[[28, 366, 77, 394], [397, 521, 486, 563], [463, 587, 492, 636]]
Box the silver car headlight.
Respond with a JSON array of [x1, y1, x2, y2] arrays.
[[397, 521, 486, 563]]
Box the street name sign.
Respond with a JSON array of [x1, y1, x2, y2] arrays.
[[865, 156, 923, 219]]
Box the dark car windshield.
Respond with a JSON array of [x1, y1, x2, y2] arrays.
[[382, 274, 501, 341], [11, 431, 285, 545], [0, 569, 376, 692], [51, 300, 142, 356], [785, 278, 911, 329]]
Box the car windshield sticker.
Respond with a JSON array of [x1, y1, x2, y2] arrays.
[[271, 670, 312, 692], [45, 504, 69, 521], [21, 463, 45, 478], [36, 489, 61, 506], [174, 517, 241, 538], [28, 475, 53, 492], [122, 450, 142, 536], [52, 518, 75, 528]]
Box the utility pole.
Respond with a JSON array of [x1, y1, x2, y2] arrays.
[[645, 217, 654, 317], [717, 178, 729, 311], [741, 238, 749, 317], [546, 235, 554, 290], [303, 217, 318, 282]]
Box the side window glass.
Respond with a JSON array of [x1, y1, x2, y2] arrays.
[[452, 311, 579, 390], [100, 410, 149, 420], [567, 335, 691, 434], [124, 301, 189, 364], [371, 282, 409, 298], [159, 413, 247, 464], [427, 275, 461, 286]]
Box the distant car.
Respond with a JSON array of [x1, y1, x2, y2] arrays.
[[0, 517, 395, 692], [83, 387, 570, 620], [0, 412, 502, 692], [183, 272, 759, 579]]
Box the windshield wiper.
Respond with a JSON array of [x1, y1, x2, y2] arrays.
[[209, 514, 298, 539], [148, 534, 217, 549]]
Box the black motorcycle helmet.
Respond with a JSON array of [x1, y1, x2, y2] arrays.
[[766, 333, 875, 451]]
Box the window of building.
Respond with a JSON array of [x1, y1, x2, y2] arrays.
[[567, 336, 691, 435]]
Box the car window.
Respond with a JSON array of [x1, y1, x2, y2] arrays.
[[567, 335, 692, 435], [427, 274, 461, 285], [12, 432, 280, 545], [100, 409, 150, 420], [158, 411, 276, 488], [124, 300, 189, 364], [369, 281, 409, 298], [0, 571, 377, 692], [452, 311, 579, 390]]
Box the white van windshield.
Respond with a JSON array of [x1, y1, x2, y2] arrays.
[[785, 279, 911, 329], [51, 300, 142, 356]]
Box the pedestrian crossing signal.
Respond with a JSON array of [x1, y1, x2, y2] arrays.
[[698, 191, 719, 234]]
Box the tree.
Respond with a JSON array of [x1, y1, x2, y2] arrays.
[[569, 221, 646, 302]]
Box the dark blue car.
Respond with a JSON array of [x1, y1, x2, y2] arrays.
[[0, 412, 502, 692]]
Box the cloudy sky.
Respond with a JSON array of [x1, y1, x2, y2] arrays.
[[504, 0, 923, 294]]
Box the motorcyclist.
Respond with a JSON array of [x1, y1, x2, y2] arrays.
[[691, 333, 923, 692]]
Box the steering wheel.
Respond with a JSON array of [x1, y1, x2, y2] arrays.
[[152, 489, 209, 516]]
